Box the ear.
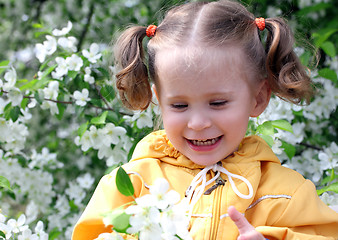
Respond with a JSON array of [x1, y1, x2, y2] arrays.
[[250, 79, 271, 117]]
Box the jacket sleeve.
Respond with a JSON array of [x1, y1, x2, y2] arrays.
[[72, 167, 144, 240], [256, 180, 338, 240]]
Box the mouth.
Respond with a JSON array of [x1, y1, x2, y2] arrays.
[[187, 136, 223, 147]]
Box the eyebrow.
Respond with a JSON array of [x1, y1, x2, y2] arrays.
[[164, 91, 235, 100]]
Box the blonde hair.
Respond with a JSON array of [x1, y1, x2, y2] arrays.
[[115, 0, 313, 110]]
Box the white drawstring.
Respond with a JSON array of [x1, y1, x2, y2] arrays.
[[185, 163, 253, 219]]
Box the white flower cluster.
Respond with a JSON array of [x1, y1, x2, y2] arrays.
[[29, 147, 64, 169], [75, 123, 131, 166], [0, 154, 55, 213], [123, 94, 161, 130], [0, 68, 23, 107], [0, 118, 28, 154], [39, 81, 60, 115], [33, 21, 102, 112], [287, 142, 338, 183], [303, 77, 338, 121], [43, 173, 95, 239], [0, 212, 48, 240], [98, 178, 191, 240]]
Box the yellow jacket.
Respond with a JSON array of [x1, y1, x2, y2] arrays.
[[72, 130, 338, 240]]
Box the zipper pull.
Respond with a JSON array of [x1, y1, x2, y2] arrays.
[[204, 175, 226, 195]]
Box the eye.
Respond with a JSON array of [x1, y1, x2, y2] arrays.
[[171, 103, 188, 109], [210, 100, 227, 107]]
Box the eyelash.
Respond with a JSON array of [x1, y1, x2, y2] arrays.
[[210, 100, 227, 107], [171, 104, 188, 109], [170, 101, 227, 109]]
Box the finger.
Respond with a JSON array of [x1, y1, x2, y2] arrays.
[[228, 206, 255, 235]]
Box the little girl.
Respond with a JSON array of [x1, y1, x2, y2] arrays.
[[72, 1, 338, 239]]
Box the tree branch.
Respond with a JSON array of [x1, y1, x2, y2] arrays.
[[94, 83, 113, 111], [77, 1, 95, 51], [298, 142, 323, 151], [1, 89, 115, 112]]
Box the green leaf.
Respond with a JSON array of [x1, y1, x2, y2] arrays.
[[281, 141, 296, 159], [91, 111, 108, 125], [0, 176, 12, 191], [9, 106, 21, 122], [34, 91, 43, 104], [41, 64, 57, 79], [299, 51, 311, 67], [0, 60, 9, 75], [107, 111, 119, 124], [257, 121, 274, 135], [97, 67, 111, 79], [4, 103, 20, 122], [313, 28, 338, 48], [20, 97, 29, 110], [317, 182, 338, 195], [0, 230, 5, 238], [100, 85, 115, 102], [48, 228, 61, 240], [318, 68, 338, 83], [271, 120, 293, 133], [19, 79, 39, 91], [116, 167, 134, 197], [55, 103, 65, 120], [78, 122, 89, 138], [259, 135, 274, 147], [320, 41, 336, 58], [297, 3, 331, 19], [32, 23, 43, 28], [104, 207, 131, 233]]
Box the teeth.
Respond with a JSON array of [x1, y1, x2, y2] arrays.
[[190, 137, 219, 146]]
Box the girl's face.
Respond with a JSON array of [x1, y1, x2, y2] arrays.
[[154, 46, 269, 166]]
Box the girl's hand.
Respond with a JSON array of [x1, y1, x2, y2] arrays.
[[228, 206, 265, 240]]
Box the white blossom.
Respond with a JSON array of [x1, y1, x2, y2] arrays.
[[41, 81, 59, 115], [35, 35, 57, 63], [149, 178, 180, 210], [66, 54, 83, 71], [100, 123, 127, 146], [124, 108, 153, 129], [318, 142, 338, 169], [73, 88, 90, 106], [0, 221, 13, 239], [3, 68, 17, 91], [76, 173, 95, 189], [52, 57, 68, 79], [7, 88, 23, 106], [82, 43, 102, 63], [18, 229, 39, 240], [65, 181, 86, 205], [52, 21, 73, 36], [58, 36, 77, 52], [7, 214, 28, 233]]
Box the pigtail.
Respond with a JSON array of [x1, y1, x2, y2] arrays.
[[115, 26, 152, 110], [264, 18, 313, 104]]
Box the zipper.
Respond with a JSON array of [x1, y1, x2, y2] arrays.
[[209, 181, 224, 240]]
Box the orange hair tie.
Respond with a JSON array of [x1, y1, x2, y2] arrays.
[[255, 17, 265, 31], [146, 25, 157, 38]]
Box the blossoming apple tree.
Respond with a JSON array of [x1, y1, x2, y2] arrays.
[[0, 0, 337, 239]]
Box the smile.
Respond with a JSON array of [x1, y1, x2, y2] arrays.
[[187, 136, 223, 148]]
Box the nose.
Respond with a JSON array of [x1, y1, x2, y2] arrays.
[[187, 111, 212, 131]]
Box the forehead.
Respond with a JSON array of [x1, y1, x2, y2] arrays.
[[154, 46, 255, 99], [155, 45, 250, 83]]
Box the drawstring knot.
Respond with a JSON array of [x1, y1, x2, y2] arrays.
[[185, 162, 253, 219]]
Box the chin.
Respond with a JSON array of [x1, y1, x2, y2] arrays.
[[188, 156, 221, 166]]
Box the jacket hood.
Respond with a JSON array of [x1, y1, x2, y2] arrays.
[[131, 130, 280, 168]]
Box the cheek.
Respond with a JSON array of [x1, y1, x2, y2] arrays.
[[161, 110, 184, 130]]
